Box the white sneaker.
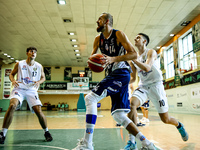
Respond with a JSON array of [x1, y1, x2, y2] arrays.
[[140, 117, 147, 124], [141, 142, 156, 150], [146, 119, 150, 123], [72, 139, 94, 150]]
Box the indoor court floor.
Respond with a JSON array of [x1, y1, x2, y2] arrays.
[[0, 110, 199, 150]]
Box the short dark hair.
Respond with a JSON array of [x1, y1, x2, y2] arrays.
[[102, 12, 113, 27], [26, 47, 37, 52], [138, 33, 150, 46]]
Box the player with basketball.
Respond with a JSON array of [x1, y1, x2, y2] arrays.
[[124, 33, 189, 150], [73, 12, 156, 150], [0, 47, 53, 144]]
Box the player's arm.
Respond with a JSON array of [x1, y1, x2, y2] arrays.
[[104, 31, 137, 63], [90, 35, 100, 56], [39, 66, 46, 84], [9, 62, 19, 87], [129, 61, 137, 84], [33, 66, 46, 88], [132, 49, 157, 72]]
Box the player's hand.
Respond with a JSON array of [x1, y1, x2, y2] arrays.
[[12, 81, 20, 88], [102, 54, 115, 65], [33, 81, 40, 89]]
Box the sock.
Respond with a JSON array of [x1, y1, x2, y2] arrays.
[[84, 124, 95, 143], [2, 128, 8, 136], [177, 122, 181, 129], [136, 132, 150, 146], [129, 134, 135, 143], [44, 128, 49, 132], [84, 114, 97, 143]]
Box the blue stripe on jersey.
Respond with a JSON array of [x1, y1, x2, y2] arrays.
[[86, 114, 97, 124]]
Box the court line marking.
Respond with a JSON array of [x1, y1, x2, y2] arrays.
[[0, 144, 69, 150], [46, 115, 103, 118]]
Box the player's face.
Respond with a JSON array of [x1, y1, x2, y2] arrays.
[[134, 35, 145, 47], [96, 14, 106, 32], [27, 49, 37, 60]]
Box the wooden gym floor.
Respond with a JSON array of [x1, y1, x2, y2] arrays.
[[0, 110, 199, 150]]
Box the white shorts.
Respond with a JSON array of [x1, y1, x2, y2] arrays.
[[132, 82, 168, 113], [10, 87, 42, 113]]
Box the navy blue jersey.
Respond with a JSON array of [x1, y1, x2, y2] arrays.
[[99, 29, 131, 76]]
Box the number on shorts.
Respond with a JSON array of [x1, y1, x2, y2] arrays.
[[159, 99, 165, 107]]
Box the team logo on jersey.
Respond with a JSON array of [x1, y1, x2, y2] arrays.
[[101, 39, 104, 46], [113, 81, 122, 87], [22, 77, 33, 84], [33, 67, 37, 71], [14, 92, 20, 97], [22, 65, 27, 70], [105, 44, 109, 51], [139, 70, 152, 76], [86, 128, 93, 134]]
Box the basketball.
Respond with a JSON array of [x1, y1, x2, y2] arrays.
[[87, 54, 106, 73]]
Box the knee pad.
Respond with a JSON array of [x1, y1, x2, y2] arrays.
[[85, 91, 106, 106], [113, 111, 132, 128]]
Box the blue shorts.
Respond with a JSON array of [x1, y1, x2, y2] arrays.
[[92, 68, 130, 114]]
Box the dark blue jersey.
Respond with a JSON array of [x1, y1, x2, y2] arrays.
[[99, 29, 131, 75]]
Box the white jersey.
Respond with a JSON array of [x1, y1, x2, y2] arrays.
[[17, 60, 42, 90], [133, 49, 163, 86]]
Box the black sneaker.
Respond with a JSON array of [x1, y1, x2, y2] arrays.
[[137, 122, 146, 127], [0, 132, 6, 144], [44, 131, 53, 142]]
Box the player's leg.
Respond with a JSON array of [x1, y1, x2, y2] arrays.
[[125, 97, 154, 150], [0, 98, 19, 144], [26, 90, 53, 142], [73, 91, 105, 150], [144, 108, 149, 123], [125, 87, 156, 150], [32, 105, 53, 141], [159, 112, 188, 141], [150, 83, 188, 141], [140, 106, 147, 123]]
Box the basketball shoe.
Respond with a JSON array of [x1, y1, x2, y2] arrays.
[[137, 122, 146, 127], [44, 131, 53, 142], [0, 132, 6, 144], [72, 138, 94, 150], [124, 140, 138, 150], [141, 142, 156, 150], [177, 122, 188, 141]]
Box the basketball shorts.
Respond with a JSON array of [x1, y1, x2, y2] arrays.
[[92, 68, 130, 115], [132, 82, 168, 113], [10, 87, 42, 113]]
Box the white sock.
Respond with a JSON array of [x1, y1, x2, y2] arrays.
[[2, 128, 8, 136], [136, 132, 150, 146], [129, 134, 135, 143], [44, 128, 48, 132], [84, 124, 95, 143]]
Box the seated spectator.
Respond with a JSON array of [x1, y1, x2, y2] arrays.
[[61, 102, 65, 111], [65, 103, 69, 111], [57, 102, 61, 111]]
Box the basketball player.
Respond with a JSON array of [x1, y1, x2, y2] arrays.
[[0, 47, 53, 144], [124, 33, 188, 150], [73, 13, 155, 150]]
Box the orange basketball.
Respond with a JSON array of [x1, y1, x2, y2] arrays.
[[87, 54, 106, 73]]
